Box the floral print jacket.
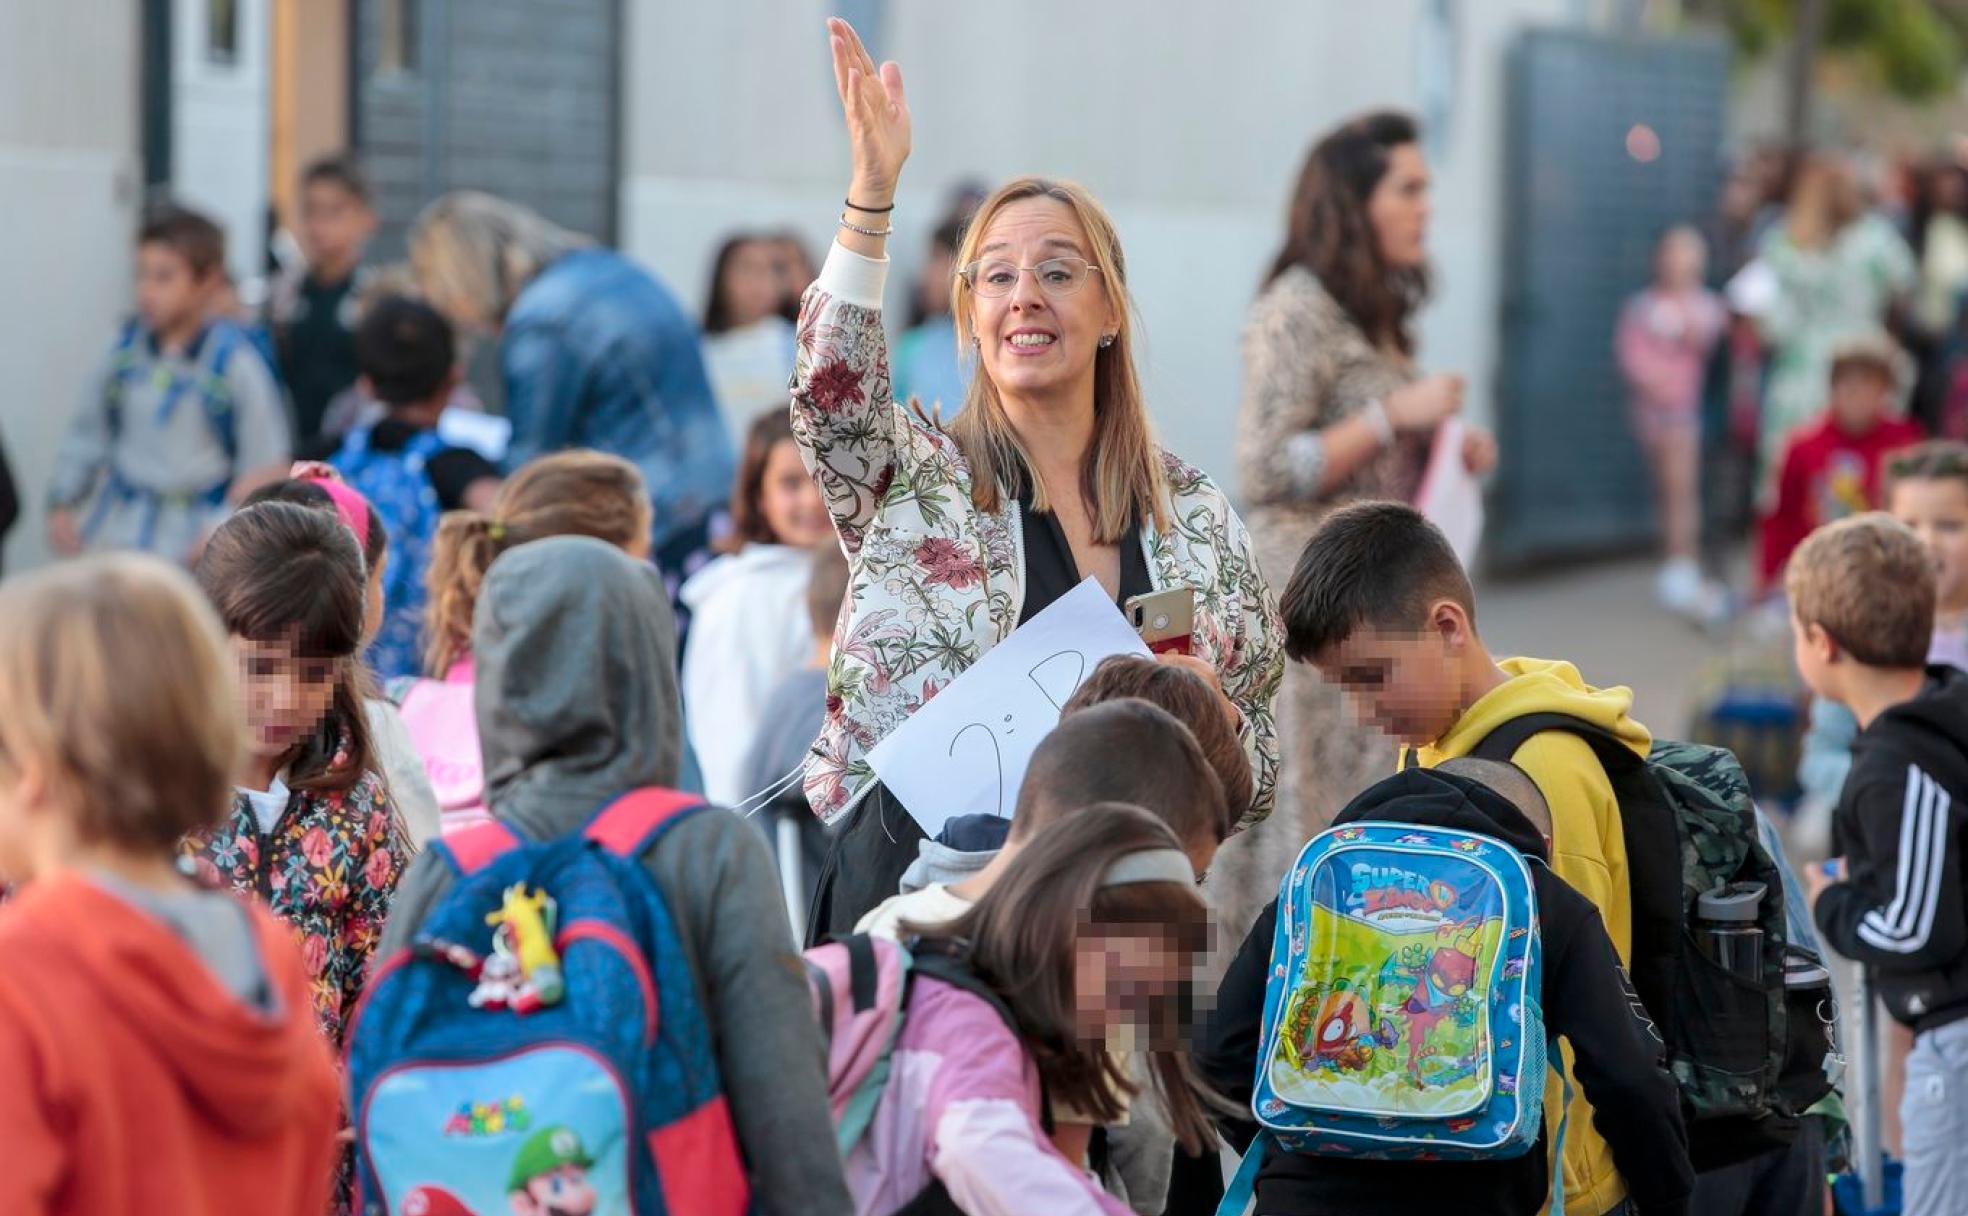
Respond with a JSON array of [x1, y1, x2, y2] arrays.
[[184, 762, 406, 1049], [791, 243, 1284, 829]]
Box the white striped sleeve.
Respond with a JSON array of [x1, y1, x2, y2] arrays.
[[1857, 764, 1952, 954]]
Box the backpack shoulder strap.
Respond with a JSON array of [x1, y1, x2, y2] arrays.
[[197, 324, 240, 464], [1468, 711, 1645, 775], [584, 787, 711, 857], [432, 818, 524, 875]]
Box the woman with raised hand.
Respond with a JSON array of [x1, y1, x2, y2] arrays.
[[795, 18, 1283, 942]]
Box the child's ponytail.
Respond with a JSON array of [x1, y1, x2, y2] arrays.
[[423, 510, 508, 676], [422, 450, 651, 675]]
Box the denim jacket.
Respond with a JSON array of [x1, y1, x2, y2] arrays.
[[502, 249, 736, 541]]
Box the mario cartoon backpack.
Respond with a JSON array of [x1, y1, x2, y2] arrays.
[[1219, 821, 1565, 1215], [345, 789, 750, 1216]]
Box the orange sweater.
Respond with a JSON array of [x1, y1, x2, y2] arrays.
[[0, 871, 342, 1216]]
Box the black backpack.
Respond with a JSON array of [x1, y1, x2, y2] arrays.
[[1471, 714, 1834, 1170]]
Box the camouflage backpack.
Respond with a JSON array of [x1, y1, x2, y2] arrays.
[[1472, 715, 1830, 1170]]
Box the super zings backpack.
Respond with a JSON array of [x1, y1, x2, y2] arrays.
[[1219, 821, 1565, 1215]]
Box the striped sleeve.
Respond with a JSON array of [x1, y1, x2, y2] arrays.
[[1818, 763, 1967, 970]]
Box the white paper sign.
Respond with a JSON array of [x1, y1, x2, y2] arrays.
[[1414, 417, 1485, 571], [867, 577, 1153, 837]]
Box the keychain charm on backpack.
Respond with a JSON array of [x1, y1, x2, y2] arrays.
[[472, 883, 564, 1014]]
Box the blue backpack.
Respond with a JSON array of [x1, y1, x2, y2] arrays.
[[1220, 821, 1567, 1215], [330, 425, 447, 678], [346, 789, 751, 1216]]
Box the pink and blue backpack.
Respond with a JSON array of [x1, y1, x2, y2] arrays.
[[346, 789, 750, 1216], [1219, 821, 1566, 1215], [330, 424, 446, 678]]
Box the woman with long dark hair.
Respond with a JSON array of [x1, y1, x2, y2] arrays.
[[702, 233, 800, 441], [1222, 112, 1494, 938]]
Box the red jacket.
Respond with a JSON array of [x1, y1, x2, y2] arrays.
[[0, 872, 341, 1216], [1758, 413, 1924, 590]]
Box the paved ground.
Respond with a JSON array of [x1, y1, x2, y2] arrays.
[[1477, 556, 1733, 741]]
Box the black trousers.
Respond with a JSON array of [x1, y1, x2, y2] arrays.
[[804, 782, 927, 948]]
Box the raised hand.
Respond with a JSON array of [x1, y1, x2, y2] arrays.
[[828, 17, 910, 208]]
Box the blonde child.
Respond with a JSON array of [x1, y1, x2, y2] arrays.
[[402, 450, 652, 833], [0, 555, 341, 1215]]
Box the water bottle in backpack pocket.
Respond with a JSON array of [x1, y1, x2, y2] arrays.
[[345, 789, 750, 1216], [1470, 715, 1828, 1169], [1220, 822, 1560, 1215]]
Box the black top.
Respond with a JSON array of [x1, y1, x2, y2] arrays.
[[1817, 665, 1968, 1032], [1013, 480, 1152, 626], [277, 272, 361, 447], [1196, 769, 1694, 1216], [302, 419, 501, 512]]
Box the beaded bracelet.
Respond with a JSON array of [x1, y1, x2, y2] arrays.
[[838, 216, 894, 238]]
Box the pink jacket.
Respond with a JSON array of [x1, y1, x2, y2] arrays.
[[848, 976, 1131, 1216], [1614, 287, 1725, 415]]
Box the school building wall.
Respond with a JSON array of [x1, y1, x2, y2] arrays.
[[617, 0, 1586, 502], [0, 1, 142, 574]]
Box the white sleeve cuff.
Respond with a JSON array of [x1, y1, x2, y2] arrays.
[[817, 239, 890, 310]]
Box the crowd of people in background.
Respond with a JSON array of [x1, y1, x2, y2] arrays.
[[8, 16, 1968, 1216]]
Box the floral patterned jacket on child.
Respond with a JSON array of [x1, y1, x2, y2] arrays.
[[184, 762, 406, 1049], [791, 242, 1284, 829]]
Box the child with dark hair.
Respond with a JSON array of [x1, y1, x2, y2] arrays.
[[270, 154, 379, 448], [0, 555, 342, 1216], [702, 235, 798, 437], [47, 204, 289, 563], [327, 295, 500, 678], [833, 802, 1219, 1215], [183, 501, 408, 1051], [240, 474, 442, 845], [1279, 499, 1656, 1216], [1198, 765, 1692, 1216]]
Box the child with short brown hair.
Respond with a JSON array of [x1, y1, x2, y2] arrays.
[[0, 554, 341, 1215], [47, 204, 289, 562], [1792, 514, 1968, 1216]]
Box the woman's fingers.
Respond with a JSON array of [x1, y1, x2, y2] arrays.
[[880, 59, 906, 112], [829, 32, 851, 103]]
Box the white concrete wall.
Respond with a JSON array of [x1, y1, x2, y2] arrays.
[[621, 0, 1577, 499], [0, 1, 142, 573], [172, 0, 270, 282]]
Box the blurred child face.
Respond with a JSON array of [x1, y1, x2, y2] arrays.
[[232, 635, 341, 761], [135, 243, 217, 339], [1315, 614, 1466, 744], [300, 179, 377, 277], [1829, 366, 1893, 434], [1657, 229, 1708, 292], [760, 439, 831, 548], [1790, 614, 1837, 701], [1891, 477, 1968, 612], [361, 551, 388, 648], [1073, 925, 1188, 1048], [720, 240, 784, 330]]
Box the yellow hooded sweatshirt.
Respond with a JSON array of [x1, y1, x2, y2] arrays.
[[1405, 656, 1652, 1216]]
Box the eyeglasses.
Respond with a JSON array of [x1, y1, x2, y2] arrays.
[[957, 256, 1103, 298]]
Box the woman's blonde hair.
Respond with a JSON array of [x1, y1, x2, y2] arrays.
[[424, 450, 651, 675], [0, 555, 244, 853], [946, 177, 1167, 540], [409, 191, 590, 330]]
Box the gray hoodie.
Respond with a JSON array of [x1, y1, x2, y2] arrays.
[[377, 536, 852, 1216]]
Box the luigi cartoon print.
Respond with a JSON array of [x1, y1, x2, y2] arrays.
[[506, 1126, 597, 1216]]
